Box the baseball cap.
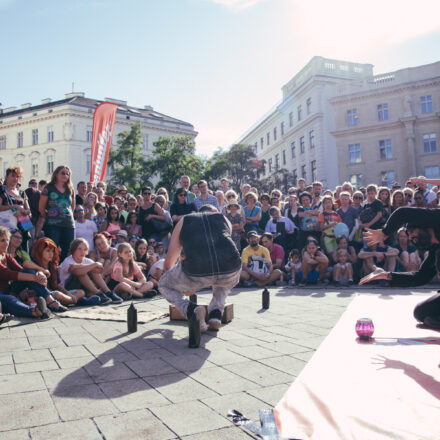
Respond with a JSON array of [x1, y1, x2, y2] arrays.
[[247, 230, 259, 239]]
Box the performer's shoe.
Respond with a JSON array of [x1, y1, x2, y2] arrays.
[[194, 306, 208, 333], [424, 316, 440, 330], [208, 309, 222, 331]]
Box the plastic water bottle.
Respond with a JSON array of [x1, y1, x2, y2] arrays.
[[262, 288, 270, 309], [127, 302, 137, 333]]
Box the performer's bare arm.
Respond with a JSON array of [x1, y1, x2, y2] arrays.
[[164, 218, 183, 272]]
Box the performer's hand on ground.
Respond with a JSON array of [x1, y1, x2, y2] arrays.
[[363, 228, 386, 246], [359, 268, 390, 285]]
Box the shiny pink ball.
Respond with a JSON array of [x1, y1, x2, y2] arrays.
[[356, 318, 374, 340]]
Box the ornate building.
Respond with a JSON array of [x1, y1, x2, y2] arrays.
[[330, 61, 440, 187], [0, 93, 197, 185]]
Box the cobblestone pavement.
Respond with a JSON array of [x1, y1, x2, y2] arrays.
[[0, 285, 436, 439]]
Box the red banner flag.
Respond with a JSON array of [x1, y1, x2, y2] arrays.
[[90, 102, 118, 184]]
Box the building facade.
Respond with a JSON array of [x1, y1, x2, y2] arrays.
[[237, 57, 373, 189], [330, 61, 440, 188], [0, 93, 197, 185]]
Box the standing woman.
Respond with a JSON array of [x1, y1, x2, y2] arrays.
[[139, 187, 166, 241], [243, 192, 262, 233], [0, 167, 31, 250], [378, 186, 391, 221], [36, 166, 75, 261]]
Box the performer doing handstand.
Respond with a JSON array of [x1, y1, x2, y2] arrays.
[[360, 206, 440, 329], [159, 205, 241, 333]]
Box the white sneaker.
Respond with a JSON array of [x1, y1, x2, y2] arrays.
[[194, 306, 208, 333]]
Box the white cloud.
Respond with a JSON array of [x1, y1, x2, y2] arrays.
[[208, 0, 265, 12]]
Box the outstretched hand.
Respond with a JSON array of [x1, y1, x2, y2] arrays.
[[359, 268, 390, 285], [372, 355, 407, 371], [363, 228, 386, 246]]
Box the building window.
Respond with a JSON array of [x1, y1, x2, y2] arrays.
[[301, 165, 306, 180], [254, 142, 258, 155], [421, 95, 432, 114], [31, 158, 38, 176], [0, 136, 6, 150], [273, 127, 277, 142], [297, 105, 302, 122], [267, 132, 270, 145], [268, 158, 273, 173], [379, 139, 392, 160], [380, 171, 395, 188], [46, 155, 54, 175], [260, 137, 264, 150], [306, 98, 312, 115], [16, 157, 24, 169], [293, 169, 297, 186], [423, 133, 437, 153], [17, 132, 23, 148], [47, 126, 54, 143], [378, 103, 388, 121], [425, 166, 439, 179], [309, 130, 315, 148], [86, 153, 91, 174], [280, 121, 285, 136], [349, 174, 362, 188], [311, 160, 317, 181], [86, 129, 93, 142], [32, 129, 38, 145], [348, 143, 361, 163], [275, 153, 279, 169], [282, 149, 286, 165], [300, 136, 305, 153], [143, 134, 149, 150], [289, 112, 294, 127], [291, 141, 296, 158], [347, 109, 358, 126]]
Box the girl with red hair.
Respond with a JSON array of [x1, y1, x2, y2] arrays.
[[31, 238, 98, 307]]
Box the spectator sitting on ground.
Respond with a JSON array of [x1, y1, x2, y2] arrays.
[[102, 204, 123, 246], [333, 249, 354, 286], [134, 238, 149, 275], [58, 238, 121, 305], [261, 232, 286, 284], [358, 240, 399, 279], [392, 227, 422, 272], [89, 233, 118, 283], [264, 206, 297, 250], [298, 237, 329, 286], [285, 249, 301, 287], [240, 231, 282, 287], [148, 256, 165, 289], [115, 229, 128, 247], [108, 243, 155, 300], [331, 235, 357, 266], [74, 205, 98, 252], [125, 210, 141, 238], [318, 195, 342, 255]]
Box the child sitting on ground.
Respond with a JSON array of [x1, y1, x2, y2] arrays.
[[333, 248, 354, 286], [108, 243, 156, 300], [285, 249, 301, 287]]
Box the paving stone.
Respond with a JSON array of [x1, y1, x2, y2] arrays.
[[13, 348, 53, 364], [0, 353, 13, 365], [57, 356, 95, 369], [61, 334, 99, 346], [16, 359, 59, 373], [134, 348, 176, 359], [162, 354, 216, 372], [51, 383, 118, 421], [0, 364, 15, 375], [181, 426, 253, 439], [227, 345, 280, 360], [42, 366, 93, 389], [28, 335, 66, 350], [201, 391, 271, 422], [84, 342, 128, 356], [0, 338, 30, 353], [84, 359, 138, 383], [0, 429, 30, 439], [224, 360, 294, 387], [151, 401, 230, 436], [50, 345, 91, 360], [255, 340, 313, 356], [198, 349, 248, 366], [189, 367, 261, 395], [25, 326, 58, 337], [292, 350, 315, 362], [145, 372, 218, 403], [258, 355, 307, 376], [30, 419, 102, 440], [0, 372, 46, 395], [99, 378, 169, 411], [125, 358, 179, 377], [246, 383, 290, 407], [95, 409, 176, 440], [97, 351, 139, 364], [0, 390, 58, 430]]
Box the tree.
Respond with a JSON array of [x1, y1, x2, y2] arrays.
[[147, 136, 204, 194], [204, 144, 262, 192], [257, 168, 295, 194], [107, 122, 152, 194]]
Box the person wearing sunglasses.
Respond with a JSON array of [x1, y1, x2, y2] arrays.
[[139, 187, 166, 241], [36, 166, 75, 261], [411, 189, 427, 208]]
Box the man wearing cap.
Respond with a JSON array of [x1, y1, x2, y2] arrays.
[[240, 230, 282, 287], [159, 205, 241, 333], [74, 205, 98, 251]]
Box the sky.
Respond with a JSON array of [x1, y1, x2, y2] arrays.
[[1, 0, 440, 156]]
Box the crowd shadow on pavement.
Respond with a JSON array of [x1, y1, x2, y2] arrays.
[[53, 325, 213, 399]]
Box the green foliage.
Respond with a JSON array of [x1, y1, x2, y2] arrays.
[[147, 136, 204, 194], [257, 168, 296, 194], [107, 122, 152, 194], [204, 144, 262, 192]]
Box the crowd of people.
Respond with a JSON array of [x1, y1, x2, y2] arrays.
[[0, 162, 439, 324]]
